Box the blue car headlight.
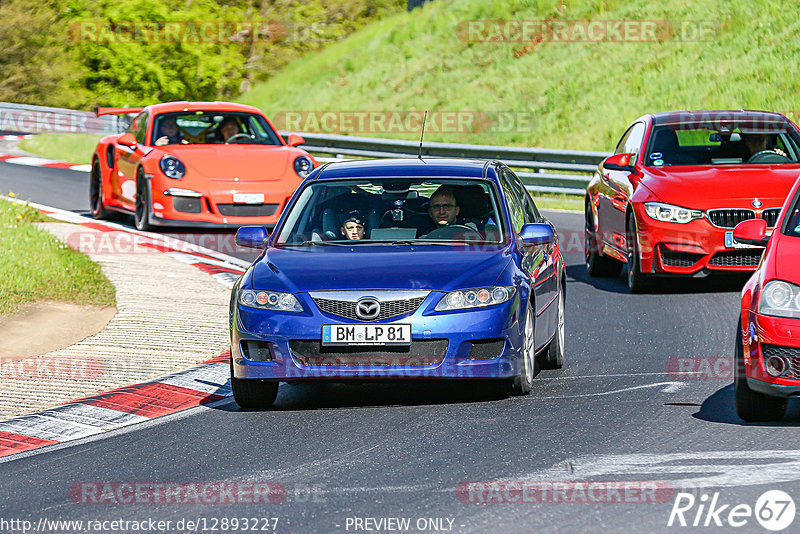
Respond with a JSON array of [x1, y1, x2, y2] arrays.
[[293, 156, 313, 178], [239, 289, 303, 312], [435, 286, 516, 311], [159, 155, 186, 179]]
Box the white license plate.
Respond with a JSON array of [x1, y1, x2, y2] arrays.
[[724, 231, 762, 249], [322, 324, 411, 346], [233, 193, 264, 204]]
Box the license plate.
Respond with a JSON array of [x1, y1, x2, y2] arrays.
[[322, 324, 411, 346], [233, 193, 264, 204], [724, 231, 761, 249]]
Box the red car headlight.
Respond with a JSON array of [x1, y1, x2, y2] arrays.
[[760, 280, 800, 319]]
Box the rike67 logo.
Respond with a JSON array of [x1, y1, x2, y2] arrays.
[[668, 490, 796, 531]]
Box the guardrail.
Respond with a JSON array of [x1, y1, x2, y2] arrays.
[[281, 131, 607, 195], [0, 101, 605, 195]]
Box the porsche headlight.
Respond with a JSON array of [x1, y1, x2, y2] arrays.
[[239, 289, 303, 312], [435, 286, 516, 311], [760, 280, 800, 319], [159, 155, 186, 179], [644, 202, 703, 224], [293, 156, 313, 178]]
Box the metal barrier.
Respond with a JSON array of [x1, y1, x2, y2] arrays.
[[280, 131, 607, 195], [0, 102, 126, 135]]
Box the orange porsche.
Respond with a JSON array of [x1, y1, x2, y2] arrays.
[[91, 101, 317, 230]]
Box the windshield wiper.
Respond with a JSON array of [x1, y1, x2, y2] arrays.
[[286, 241, 352, 247]]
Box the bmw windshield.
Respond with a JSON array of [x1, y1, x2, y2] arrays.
[[275, 178, 507, 245]]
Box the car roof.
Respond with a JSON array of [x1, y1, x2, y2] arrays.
[[651, 109, 791, 126], [144, 101, 265, 115], [310, 158, 495, 181]]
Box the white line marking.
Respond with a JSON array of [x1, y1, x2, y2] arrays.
[[537, 381, 687, 399], [536, 372, 707, 380]]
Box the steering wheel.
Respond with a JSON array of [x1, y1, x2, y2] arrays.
[[225, 133, 252, 144], [423, 224, 483, 241], [747, 150, 791, 164]]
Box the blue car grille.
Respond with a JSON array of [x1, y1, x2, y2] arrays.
[[289, 339, 448, 367], [312, 296, 426, 322]]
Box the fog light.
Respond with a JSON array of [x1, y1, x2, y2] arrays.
[[241, 340, 275, 362], [765, 355, 787, 377]]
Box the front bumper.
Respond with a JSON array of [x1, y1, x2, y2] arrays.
[[231, 292, 524, 381], [635, 207, 765, 275], [743, 312, 800, 397]]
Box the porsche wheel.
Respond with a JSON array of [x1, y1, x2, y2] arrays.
[[89, 159, 112, 220], [626, 215, 651, 293], [585, 204, 621, 277], [134, 170, 152, 231], [734, 321, 786, 422], [512, 304, 537, 395], [540, 285, 565, 370]]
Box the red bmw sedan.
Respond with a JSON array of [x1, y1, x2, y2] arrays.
[[734, 176, 800, 421], [585, 110, 800, 292]]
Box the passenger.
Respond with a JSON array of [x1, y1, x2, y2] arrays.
[[341, 211, 366, 240], [154, 117, 187, 146]]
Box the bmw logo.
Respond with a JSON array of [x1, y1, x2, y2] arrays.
[[752, 198, 763, 208]]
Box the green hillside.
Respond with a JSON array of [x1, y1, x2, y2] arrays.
[[238, 0, 800, 151]]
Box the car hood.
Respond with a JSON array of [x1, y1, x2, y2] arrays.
[[641, 165, 800, 210], [250, 245, 513, 293], [157, 145, 296, 181]]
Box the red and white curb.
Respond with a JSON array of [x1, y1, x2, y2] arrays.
[[0, 153, 91, 172], [0, 352, 231, 458], [0, 198, 251, 459], [1, 134, 33, 141]]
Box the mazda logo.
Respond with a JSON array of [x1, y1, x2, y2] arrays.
[[356, 298, 380, 320]]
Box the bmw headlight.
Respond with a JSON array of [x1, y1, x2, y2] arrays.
[[644, 202, 703, 224], [435, 286, 516, 311], [159, 155, 186, 179], [293, 156, 313, 178], [239, 289, 303, 312], [760, 280, 800, 319]]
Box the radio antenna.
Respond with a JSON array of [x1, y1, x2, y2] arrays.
[[418, 110, 428, 160]]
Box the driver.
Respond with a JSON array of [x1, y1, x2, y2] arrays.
[[743, 133, 787, 159], [219, 117, 242, 143], [417, 185, 479, 237]]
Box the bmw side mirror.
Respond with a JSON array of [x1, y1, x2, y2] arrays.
[[603, 152, 635, 172], [520, 223, 555, 246], [733, 219, 769, 247], [236, 226, 269, 248]]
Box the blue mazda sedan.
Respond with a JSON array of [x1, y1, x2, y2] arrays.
[[229, 158, 566, 408]]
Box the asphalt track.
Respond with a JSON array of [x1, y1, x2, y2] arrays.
[[2, 163, 800, 533]]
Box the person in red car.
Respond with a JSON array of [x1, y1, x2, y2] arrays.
[[154, 117, 187, 146], [742, 132, 787, 160], [219, 117, 242, 143]]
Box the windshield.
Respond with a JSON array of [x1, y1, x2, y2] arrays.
[[644, 122, 800, 167], [784, 194, 800, 237], [151, 111, 282, 146], [275, 178, 506, 245]]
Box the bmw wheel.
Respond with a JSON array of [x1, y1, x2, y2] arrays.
[[734, 320, 786, 422], [540, 284, 565, 370], [512, 304, 537, 395], [626, 215, 651, 293], [134, 169, 152, 231], [585, 203, 621, 277]]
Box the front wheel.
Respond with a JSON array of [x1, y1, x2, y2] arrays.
[[134, 170, 152, 231], [626, 215, 651, 293], [89, 159, 112, 220], [231, 362, 279, 409], [511, 305, 537, 395], [734, 321, 786, 422], [540, 285, 565, 370], [585, 205, 621, 277]]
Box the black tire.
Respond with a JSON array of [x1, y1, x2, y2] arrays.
[[734, 320, 787, 422], [511, 305, 537, 395], [134, 170, 152, 231], [585, 204, 622, 277], [540, 285, 565, 370], [89, 159, 112, 220], [626, 214, 651, 293], [230, 360, 279, 409]]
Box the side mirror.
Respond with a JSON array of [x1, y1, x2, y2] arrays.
[[118, 132, 138, 148], [733, 218, 769, 247], [520, 223, 555, 246], [236, 225, 269, 249], [603, 152, 635, 172], [287, 133, 305, 147]]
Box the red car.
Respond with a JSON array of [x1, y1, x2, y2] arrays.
[[585, 110, 800, 292], [735, 176, 800, 421], [91, 101, 317, 230]]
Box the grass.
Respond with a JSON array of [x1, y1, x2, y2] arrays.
[[237, 0, 800, 152], [18, 134, 102, 165], [531, 193, 583, 211], [0, 196, 116, 316]]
